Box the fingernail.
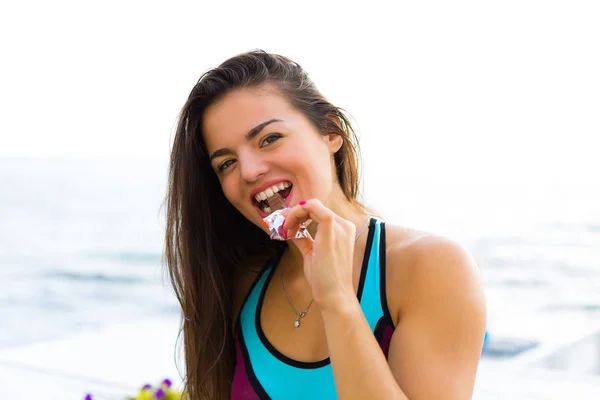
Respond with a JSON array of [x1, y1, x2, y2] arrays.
[[299, 200, 306, 205], [281, 218, 288, 239]]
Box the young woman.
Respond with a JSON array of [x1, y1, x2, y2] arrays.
[[164, 50, 486, 399]]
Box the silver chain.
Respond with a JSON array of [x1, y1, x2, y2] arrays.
[[281, 217, 371, 328]]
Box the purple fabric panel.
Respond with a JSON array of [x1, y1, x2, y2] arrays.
[[231, 338, 261, 400], [379, 324, 394, 358]]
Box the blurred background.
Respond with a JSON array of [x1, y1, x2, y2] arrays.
[[1, 0, 599, 398]]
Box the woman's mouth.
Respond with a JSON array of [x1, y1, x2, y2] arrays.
[[252, 181, 293, 214]]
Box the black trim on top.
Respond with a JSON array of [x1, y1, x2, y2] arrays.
[[254, 218, 377, 369], [236, 246, 286, 331], [379, 222, 395, 328], [255, 264, 330, 369], [237, 323, 272, 399], [355, 217, 377, 301]]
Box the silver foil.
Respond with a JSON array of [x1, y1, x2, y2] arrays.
[[262, 208, 308, 240]]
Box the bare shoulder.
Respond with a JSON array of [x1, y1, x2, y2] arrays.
[[382, 224, 486, 399], [383, 223, 485, 324]]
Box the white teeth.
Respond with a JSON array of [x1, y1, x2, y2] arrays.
[[254, 181, 292, 206], [259, 202, 272, 213]]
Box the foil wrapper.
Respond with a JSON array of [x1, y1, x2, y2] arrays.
[[261, 208, 309, 240]]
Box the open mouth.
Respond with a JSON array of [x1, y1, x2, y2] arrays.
[[252, 181, 293, 213]]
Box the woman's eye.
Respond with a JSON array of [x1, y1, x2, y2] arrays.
[[261, 133, 282, 147], [217, 159, 235, 172]]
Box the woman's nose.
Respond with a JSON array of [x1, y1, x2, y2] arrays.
[[239, 152, 269, 183]]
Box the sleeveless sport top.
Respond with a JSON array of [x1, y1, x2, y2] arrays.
[[232, 218, 394, 399]]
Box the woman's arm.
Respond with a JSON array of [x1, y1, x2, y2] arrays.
[[284, 200, 486, 399], [322, 298, 408, 399], [323, 236, 486, 399]]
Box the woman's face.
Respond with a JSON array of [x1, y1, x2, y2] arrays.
[[202, 85, 343, 230]]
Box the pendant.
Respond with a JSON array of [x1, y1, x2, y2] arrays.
[[294, 319, 300, 328]]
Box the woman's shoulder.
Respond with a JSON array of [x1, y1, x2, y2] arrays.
[[382, 223, 483, 323], [383, 223, 476, 269]]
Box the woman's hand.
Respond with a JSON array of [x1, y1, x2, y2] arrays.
[[283, 199, 358, 312]]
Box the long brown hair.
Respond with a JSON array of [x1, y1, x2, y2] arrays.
[[163, 50, 363, 399]]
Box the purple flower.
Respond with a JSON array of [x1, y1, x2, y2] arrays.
[[154, 388, 165, 398], [84, 395, 93, 400], [161, 378, 172, 388], [142, 383, 153, 390]]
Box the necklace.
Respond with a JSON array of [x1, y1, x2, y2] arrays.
[[281, 217, 371, 328]]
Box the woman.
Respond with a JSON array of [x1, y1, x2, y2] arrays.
[[164, 50, 486, 399]]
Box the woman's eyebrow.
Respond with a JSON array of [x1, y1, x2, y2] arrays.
[[209, 119, 284, 161]]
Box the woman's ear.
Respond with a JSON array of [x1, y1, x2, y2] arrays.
[[324, 115, 344, 153], [325, 133, 344, 154]]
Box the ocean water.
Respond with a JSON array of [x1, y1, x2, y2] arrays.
[[1, 158, 600, 373], [0, 158, 178, 348]]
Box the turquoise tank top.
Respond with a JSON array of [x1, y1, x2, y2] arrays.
[[232, 218, 394, 399]]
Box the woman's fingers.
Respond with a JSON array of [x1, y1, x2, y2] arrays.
[[283, 199, 334, 234], [283, 199, 342, 247], [298, 199, 335, 225], [282, 205, 310, 230]]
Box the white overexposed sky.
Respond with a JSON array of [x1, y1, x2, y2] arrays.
[[1, 0, 599, 185]]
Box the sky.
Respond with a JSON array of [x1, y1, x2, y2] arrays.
[[1, 0, 599, 185]]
